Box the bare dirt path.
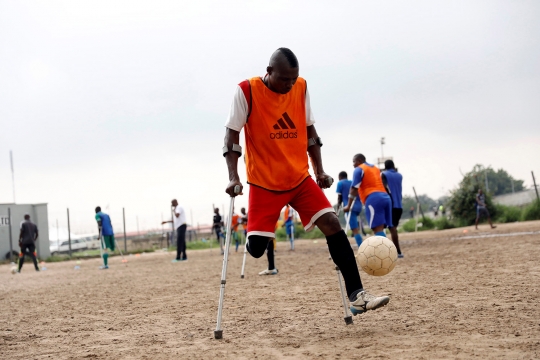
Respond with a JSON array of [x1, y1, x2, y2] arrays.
[[1, 221, 539, 359]]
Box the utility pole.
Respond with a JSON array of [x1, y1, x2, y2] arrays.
[[123, 208, 127, 253], [67, 208, 72, 257], [8, 208, 13, 263], [10, 150, 16, 203], [412, 186, 426, 220], [484, 168, 489, 192], [532, 171, 540, 202]]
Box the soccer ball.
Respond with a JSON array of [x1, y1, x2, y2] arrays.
[[10, 266, 18, 275], [356, 236, 398, 276]]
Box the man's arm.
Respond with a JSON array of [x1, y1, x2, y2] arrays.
[[224, 128, 243, 196], [306, 125, 331, 188], [34, 227, 38, 242], [381, 173, 391, 195], [343, 168, 363, 212]]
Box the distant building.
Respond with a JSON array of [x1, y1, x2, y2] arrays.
[[0, 203, 50, 260]]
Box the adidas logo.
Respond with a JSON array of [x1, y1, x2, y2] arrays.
[[270, 112, 298, 139]]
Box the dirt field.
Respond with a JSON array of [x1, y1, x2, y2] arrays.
[[1, 221, 539, 359]]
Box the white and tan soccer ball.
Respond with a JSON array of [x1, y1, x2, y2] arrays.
[[10, 266, 18, 275], [356, 235, 398, 276]]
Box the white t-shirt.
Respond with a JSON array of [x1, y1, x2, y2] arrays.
[[173, 205, 186, 229], [225, 76, 316, 131]]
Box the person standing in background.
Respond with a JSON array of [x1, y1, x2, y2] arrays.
[[381, 160, 404, 258], [213, 208, 224, 254], [18, 214, 40, 273], [162, 199, 187, 262]]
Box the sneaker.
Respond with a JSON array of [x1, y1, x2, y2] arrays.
[[258, 268, 278, 275], [99, 265, 109, 270], [398, 254, 404, 259], [180, 258, 188, 262], [350, 290, 390, 315], [171, 259, 180, 263]]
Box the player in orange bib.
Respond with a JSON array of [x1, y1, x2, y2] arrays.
[[223, 48, 389, 315], [343, 154, 393, 237]]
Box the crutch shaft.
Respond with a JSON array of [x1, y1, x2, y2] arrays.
[[214, 185, 240, 339], [336, 266, 353, 325]]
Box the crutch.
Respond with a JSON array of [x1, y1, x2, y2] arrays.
[[344, 199, 356, 236], [240, 237, 248, 278], [330, 204, 343, 260], [214, 185, 240, 339], [290, 218, 295, 251], [98, 228, 105, 268], [114, 238, 128, 266]]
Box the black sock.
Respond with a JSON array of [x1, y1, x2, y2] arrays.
[[266, 240, 275, 270], [326, 230, 363, 300]]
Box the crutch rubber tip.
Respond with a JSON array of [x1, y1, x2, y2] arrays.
[[344, 316, 354, 325], [214, 330, 223, 339], [240, 275, 244, 279]]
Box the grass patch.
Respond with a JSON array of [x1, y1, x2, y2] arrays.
[[44, 248, 155, 263], [522, 200, 540, 221]]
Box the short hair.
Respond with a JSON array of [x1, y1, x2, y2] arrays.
[[95, 206, 101, 212], [339, 171, 348, 179], [24, 214, 30, 220], [276, 47, 299, 68], [353, 153, 366, 162], [384, 160, 395, 170]]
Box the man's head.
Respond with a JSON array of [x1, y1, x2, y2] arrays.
[[478, 189, 483, 194], [384, 160, 395, 170], [95, 206, 101, 213], [171, 199, 178, 207], [241, 207, 246, 215], [352, 153, 366, 167], [266, 48, 299, 94], [214, 208, 220, 214], [24, 214, 30, 221], [338, 171, 348, 180]]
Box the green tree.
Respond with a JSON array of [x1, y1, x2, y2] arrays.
[[471, 165, 524, 196], [448, 165, 498, 225]]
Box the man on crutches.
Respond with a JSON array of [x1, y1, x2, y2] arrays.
[[216, 48, 389, 339], [95, 206, 115, 269]]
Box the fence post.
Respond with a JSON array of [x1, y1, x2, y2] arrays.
[[8, 207, 13, 263], [67, 208, 72, 257], [532, 171, 540, 202], [123, 207, 127, 252]]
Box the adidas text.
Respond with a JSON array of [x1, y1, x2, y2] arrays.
[[270, 131, 298, 139]]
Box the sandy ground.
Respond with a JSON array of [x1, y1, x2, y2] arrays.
[[1, 221, 539, 359]]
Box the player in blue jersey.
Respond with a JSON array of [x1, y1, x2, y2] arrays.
[[95, 206, 115, 269], [343, 154, 392, 238], [336, 171, 363, 248], [381, 160, 404, 258]]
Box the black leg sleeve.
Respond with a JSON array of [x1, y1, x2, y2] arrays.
[[246, 235, 270, 258], [18, 252, 25, 271], [326, 230, 363, 298], [266, 239, 275, 270]]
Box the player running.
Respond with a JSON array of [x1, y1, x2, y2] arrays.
[[95, 206, 115, 269], [336, 171, 363, 248], [343, 154, 393, 240], [17, 214, 40, 273], [283, 205, 296, 250], [381, 160, 404, 258], [475, 189, 496, 230], [223, 48, 389, 315]]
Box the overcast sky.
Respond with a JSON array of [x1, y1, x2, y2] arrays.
[[1, 0, 539, 234]]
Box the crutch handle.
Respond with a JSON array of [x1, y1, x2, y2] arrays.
[[325, 177, 334, 187], [233, 185, 241, 195]]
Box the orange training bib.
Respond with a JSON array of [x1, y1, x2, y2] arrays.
[[244, 77, 309, 191], [358, 163, 387, 204]]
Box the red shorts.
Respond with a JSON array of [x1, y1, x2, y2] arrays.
[[246, 177, 334, 238]]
